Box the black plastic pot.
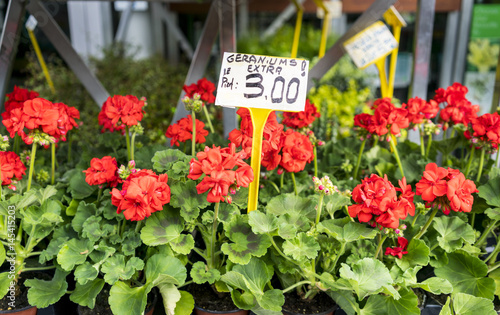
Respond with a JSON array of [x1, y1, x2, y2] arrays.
[[195, 306, 249, 315], [77, 287, 157, 315], [283, 304, 338, 315]]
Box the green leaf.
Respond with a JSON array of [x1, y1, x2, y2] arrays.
[[248, 210, 278, 234], [318, 219, 377, 243], [265, 194, 315, 231], [488, 268, 500, 296], [395, 153, 424, 183], [282, 232, 320, 262], [145, 254, 186, 286], [435, 251, 495, 300], [434, 136, 462, 157], [152, 149, 188, 172], [433, 216, 475, 253], [70, 279, 105, 309], [169, 181, 209, 222], [121, 230, 142, 256], [478, 177, 500, 208], [67, 169, 96, 199], [81, 216, 114, 242], [174, 291, 195, 315], [276, 215, 298, 239], [413, 277, 453, 295], [22, 200, 63, 239], [101, 255, 144, 285], [339, 258, 394, 300], [158, 283, 181, 315], [485, 208, 500, 221], [327, 290, 360, 315], [57, 238, 94, 271], [0, 245, 5, 266], [444, 293, 496, 315], [324, 193, 351, 218], [170, 234, 195, 255], [25, 269, 69, 308], [221, 215, 271, 265], [190, 261, 221, 284], [134, 144, 166, 170], [218, 203, 241, 224], [360, 288, 419, 315], [72, 201, 97, 234], [140, 207, 185, 246], [395, 239, 430, 271], [0, 273, 10, 299], [66, 199, 80, 216], [89, 241, 116, 264], [109, 281, 149, 315], [74, 262, 99, 285], [101, 198, 120, 220]]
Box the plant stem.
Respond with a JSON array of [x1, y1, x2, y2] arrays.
[[192, 247, 207, 260], [389, 135, 404, 178], [191, 111, 197, 156], [485, 238, 500, 264], [130, 131, 136, 162], [465, 146, 475, 178], [411, 210, 420, 227], [51, 143, 56, 185], [488, 262, 500, 273], [374, 234, 388, 260], [496, 150, 500, 168], [328, 242, 346, 273], [413, 207, 439, 240], [120, 219, 127, 237], [353, 139, 366, 179], [96, 188, 103, 207], [476, 148, 486, 182], [27, 142, 37, 192], [315, 193, 325, 226], [420, 126, 425, 156], [202, 105, 214, 133], [425, 134, 433, 159], [177, 280, 194, 290], [450, 128, 456, 138], [23, 265, 56, 272], [269, 235, 296, 264], [67, 133, 72, 163], [135, 220, 143, 233], [313, 145, 318, 178], [291, 172, 298, 196], [283, 281, 312, 294], [125, 126, 131, 161], [210, 202, 220, 269], [476, 220, 499, 248], [13, 135, 19, 155], [280, 172, 284, 190], [471, 213, 476, 229]]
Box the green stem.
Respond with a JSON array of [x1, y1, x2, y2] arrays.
[[413, 207, 439, 240], [420, 126, 425, 156], [328, 242, 346, 273], [389, 135, 404, 178], [23, 265, 56, 272], [130, 132, 136, 162], [135, 220, 143, 233], [374, 234, 388, 260], [488, 262, 500, 273], [450, 128, 456, 138], [313, 145, 318, 178], [177, 280, 194, 290], [476, 148, 486, 182], [425, 134, 432, 159], [476, 220, 499, 248], [51, 143, 56, 185], [411, 211, 420, 227], [291, 172, 298, 196], [283, 281, 312, 294], [471, 213, 476, 229], [27, 251, 42, 257], [202, 105, 214, 133], [280, 171, 284, 190], [120, 219, 127, 237], [353, 139, 366, 179], [193, 247, 207, 260], [210, 202, 220, 269], [315, 193, 325, 226], [27, 142, 37, 192], [95, 188, 103, 207], [125, 126, 131, 161], [485, 238, 500, 264], [496, 150, 500, 168], [67, 133, 72, 163], [373, 137, 379, 147], [465, 146, 476, 178], [13, 135, 19, 155], [269, 235, 297, 264], [191, 111, 196, 156]]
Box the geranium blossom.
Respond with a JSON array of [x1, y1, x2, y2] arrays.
[[165, 115, 209, 147], [183, 78, 216, 103], [385, 237, 409, 259], [0, 151, 26, 187], [279, 129, 314, 173], [435, 83, 479, 130], [282, 100, 320, 129], [83, 156, 121, 188], [111, 169, 170, 221], [98, 95, 145, 133], [404, 97, 439, 125], [464, 112, 500, 149], [356, 98, 409, 137], [4, 86, 39, 113]]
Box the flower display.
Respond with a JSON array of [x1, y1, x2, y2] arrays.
[[282, 99, 321, 129], [165, 115, 209, 147], [385, 237, 409, 259], [111, 169, 171, 221], [0, 151, 26, 187], [464, 112, 500, 149], [279, 129, 314, 173], [183, 77, 216, 103], [98, 95, 145, 133], [404, 97, 439, 125], [51, 102, 80, 142], [83, 156, 121, 188], [4, 86, 39, 113], [435, 83, 479, 130]]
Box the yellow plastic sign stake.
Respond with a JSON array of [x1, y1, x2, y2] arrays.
[[291, 0, 304, 58], [383, 6, 406, 98], [312, 0, 329, 58], [247, 108, 274, 212], [375, 58, 388, 98]]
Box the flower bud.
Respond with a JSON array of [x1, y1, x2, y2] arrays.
[[277, 168, 284, 175]]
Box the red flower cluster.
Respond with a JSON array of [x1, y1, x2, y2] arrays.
[[385, 237, 409, 259], [229, 108, 285, 171], [435, 83, 479, 130], [111, 169, 171, 221], [2, 98, 80, 144], [4, 86, 39, 113], [165, 115, 209, 147], [282, 100, 320, 129], [188, 144, 253, 203], [280, 129, 314, 173], [83, 156, 121, 188], [353, 98, 409, 137], [404, 97, 439, 125], [348, 174, 415, 229], [415, 163, 477, 214], [464, 112, 500, 149], [0, 151, 26, 187], [98, 95, 145, 133], [183, 78, 216, 103]]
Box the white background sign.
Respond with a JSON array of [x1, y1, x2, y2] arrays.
[[343, 21, 398, 69], [215, 52, 309, 112]]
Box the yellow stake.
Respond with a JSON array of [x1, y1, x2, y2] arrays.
[[28, 29, 56, 94], [375, 58, 388, 98], [247, 107, 274, 212], [383, 6, 406, 99], [291, 0, 304, 58], [312, 0, 329, 58]]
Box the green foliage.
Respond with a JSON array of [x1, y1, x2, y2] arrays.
[[433, 216, 476, 253], [360, 288, 420, 315], [440, 293, 497, 315], [190, 261, 221, 284], [70, 279, 105, 309], [25, 269, 69, 308]]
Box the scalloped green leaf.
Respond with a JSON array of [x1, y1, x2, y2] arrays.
[[443, 293, 496, 315], [0, 245, 5, 267], [82, 216, 115, 242], [25, 269, 69, 308], [74, 262, 99, 285], [339, 258, 394, 300], [248, 210, 278, 234], [276, 215, 298, 239], [109, 281, 149, 315], [57, 238, 94, 271], [265, 194, 315, 231], [121, 230, 142, 256], [174, 291, 195, 315], [478, 177, 500, 208], [66, 199, 80, 216], [413, 277, 452, 295], [433, 216, 475, 253], [158, 283, 181, 315], [170, 181, 209, 222], [152, 149, 188, 172], [282, 232, 320, 262], [395, 239, 430, 271], [324, 193, 352, 217], [328, 290, 360, 315], [190, 261, 221, 284], [70, 278, 105, 309], [170, 234, 194, 255], [145, 254, 186, 286], [68, 169, 96, 199], [488, 267, 500, 296], [89, 241, 116, 264], [101, 255, 144, 285], [318, 219, 377, 243], [221, 215, 271, 264], [435, 251, 495, 300], [140, 207, 185, 246], [0, 273, 10, 299], [485, 208, 500, 221], [360, 288, 419, 315], [218, 203, 241, 224], [72, 201, 97, 234]]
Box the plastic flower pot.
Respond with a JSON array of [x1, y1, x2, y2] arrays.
[[0, 305, 37, 315], [195, 306, 249, 315], [282, 304, 338, 315]]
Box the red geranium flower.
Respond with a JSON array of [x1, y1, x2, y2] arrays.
[[464, 112, 500, 149], [385, 237, 409, 259], [99, 95, 145, 133], [279, 129, 314, 173], [405, 97, 439, 125], [354, 113, 373, 132], [83, 156, 121, 188], [282, 99, 321, 129], [0, 151, 26, 186], [111, 169, 170, 221], [366, 98, 409, 137], [4, 86, 39, 113], [447, 173, 477, 213], [415, 163, 448, 202], [183, 78, 216, 103], [165, 115, 209, 147]]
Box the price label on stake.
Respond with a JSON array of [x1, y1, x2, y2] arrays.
[[216, 52, 309, 212]]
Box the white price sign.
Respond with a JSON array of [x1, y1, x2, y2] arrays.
[[215, 52, 309, 112], [343, 21, 398, 69]]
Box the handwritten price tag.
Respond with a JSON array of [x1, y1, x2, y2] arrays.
[[343, 21, 398, 69], [215, 52, 309, 112]]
